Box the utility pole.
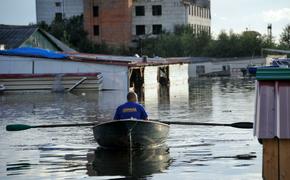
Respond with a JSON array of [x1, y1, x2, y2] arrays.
[[267, 24, 272, 44]]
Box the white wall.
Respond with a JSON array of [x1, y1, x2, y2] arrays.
[[0, 57, 33, 74], [169, 64, 189, 103], [188, 58, 266, 78], [169, 64, 188, 85], [186, 5, 211, 33], [144, 66, 159, 106], [132, 0, 186, 34], [0, 55, 128, 90], [132, 0, 211, 35]]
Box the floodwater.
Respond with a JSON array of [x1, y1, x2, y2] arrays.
[[0, 78, 262, 180]]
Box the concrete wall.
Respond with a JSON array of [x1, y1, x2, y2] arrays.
[[36, 0, 84, 24], [144, 66, 159, 106], [132, 0, 211, 35], [83, 0, 211, 45], [143, 64, 189, 111], [186, 4, 211, 33], [169, 64, 189, 104], [144, 66, 158, 89], [132, 0, 186, 35], [169, 63, 188, 85], [0, 55, 128, 90]]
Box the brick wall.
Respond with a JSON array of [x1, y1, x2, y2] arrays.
[[84, 0, 133, 46]]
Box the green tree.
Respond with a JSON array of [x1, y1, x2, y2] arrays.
[[38, 16, 285, 58], [279, 24, 290, 49], [240, 31, 262, 57]]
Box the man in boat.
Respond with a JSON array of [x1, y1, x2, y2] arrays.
[[114, 92, 148, 120]]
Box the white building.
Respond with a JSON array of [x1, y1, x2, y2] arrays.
[[132, 0, 211, 36], [188, 57, 266, 78], [36, 0, 84, 24]]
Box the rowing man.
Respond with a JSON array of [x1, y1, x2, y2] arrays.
[[114, 92, 148, 120]]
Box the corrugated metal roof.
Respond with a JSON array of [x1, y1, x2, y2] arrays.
[[0, 51, 190, 67], [41, 30, 76, 52], [254, 80, 290, 138], [0, 24, 76, 52], [0, 25, 37, 49], [256, 68, 290, 80], [67, 53, 190, 66]]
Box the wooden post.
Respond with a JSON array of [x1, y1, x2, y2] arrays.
[[255, 68, 290, 180], [279, 140, 290, 180], [262, 139, 290, 180], [262, 139, 279, 180]]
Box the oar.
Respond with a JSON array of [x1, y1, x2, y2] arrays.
[[159, 121, 253, 129], [6, 122, 99, 131], [6, 120, 253, 132]]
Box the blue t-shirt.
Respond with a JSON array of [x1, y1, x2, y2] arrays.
[[114, 102, 148, 120]]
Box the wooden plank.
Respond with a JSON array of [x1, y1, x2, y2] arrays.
[[263, 139, 279, 180], [67, 77, 87, 92], [1, 79, 100, 85], [0, 76, 100, 82], [4, 84, 102, 90], [279, 140, 290, 180]]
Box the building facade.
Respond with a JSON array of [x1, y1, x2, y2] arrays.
[[83, 0, 211, 46], [83, 0, 133, 46], [36, 0, 84, 24]]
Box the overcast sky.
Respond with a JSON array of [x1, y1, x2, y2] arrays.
[[0, 0, 289, 40]]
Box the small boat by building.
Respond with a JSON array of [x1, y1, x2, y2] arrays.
[[93, 120, 170, 149], [247, 58, 290, 76], [0, 72, 103, 92]]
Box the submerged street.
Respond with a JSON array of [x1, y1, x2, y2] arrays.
[[0, 78, 261, 180]]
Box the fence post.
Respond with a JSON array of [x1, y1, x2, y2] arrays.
[[254, 68, 290, 180]]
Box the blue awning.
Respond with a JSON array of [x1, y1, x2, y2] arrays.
[[0, 47, 68, 59]]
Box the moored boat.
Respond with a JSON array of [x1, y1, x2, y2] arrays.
[[247, 58, 290, 76], [92, 120, 170, 149], [0, 72, 103, 92]]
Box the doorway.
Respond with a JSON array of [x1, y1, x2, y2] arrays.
[[129, 67, 144, 101], [158, 66, 169, 86]]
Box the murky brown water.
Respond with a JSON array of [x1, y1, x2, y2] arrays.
[[0, 77, 262, 179]]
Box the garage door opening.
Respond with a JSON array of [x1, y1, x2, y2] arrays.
[[129, 68, 144, 100]]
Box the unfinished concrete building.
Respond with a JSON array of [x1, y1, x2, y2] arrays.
[[83, 0, 133, 46], [83, 0, 211, 46]]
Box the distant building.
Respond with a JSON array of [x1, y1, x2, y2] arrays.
[[36, 0, 84, 24], [0, 25, 76, 52], [83, 0, 211, 46]]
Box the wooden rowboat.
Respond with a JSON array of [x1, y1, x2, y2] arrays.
[[92, 120, 170, 149]]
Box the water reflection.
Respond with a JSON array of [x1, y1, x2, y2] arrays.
[[87, 146, 171, 178]]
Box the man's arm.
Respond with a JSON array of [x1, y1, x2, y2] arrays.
[[113, 107, 120, 120], [140, 106, 148, 120]]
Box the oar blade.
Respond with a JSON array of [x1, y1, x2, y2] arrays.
[[230, 122, 253, 129], [6, 124, 33, 131]]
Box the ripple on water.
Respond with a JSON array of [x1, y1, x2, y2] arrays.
[[0, 78, 262, 179]]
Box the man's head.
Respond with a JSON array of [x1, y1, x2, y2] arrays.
[[127, 92, 138, 102]]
